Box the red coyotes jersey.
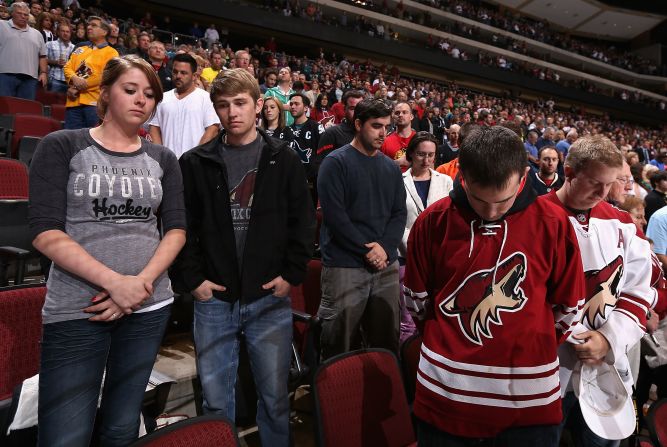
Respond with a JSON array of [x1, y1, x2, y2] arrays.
[[404, 194, 586, 437], [544, 194, 655, 391]]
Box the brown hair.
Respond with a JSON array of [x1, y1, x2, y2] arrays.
[[617, 196, 644, 215], [261, 96, 286, 130], [565, 135, 623, 174], [97, 55, 164, 120], [210, 68, 260, 103]]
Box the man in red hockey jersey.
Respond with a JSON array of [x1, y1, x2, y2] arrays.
[[404, 125, 586, 446]]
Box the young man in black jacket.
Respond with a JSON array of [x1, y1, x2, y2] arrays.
[[177, 68, 315, 447]]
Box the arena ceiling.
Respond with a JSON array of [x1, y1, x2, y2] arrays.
[[489, 0, 666, 40]]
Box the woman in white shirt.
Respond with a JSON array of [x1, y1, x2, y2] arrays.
[[399, 132, 453, 343]]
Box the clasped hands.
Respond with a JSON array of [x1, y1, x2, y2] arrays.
[[365, 242, 388, 271], [83, 274, 153, 322]]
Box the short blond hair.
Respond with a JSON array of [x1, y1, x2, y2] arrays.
[[210, 68, 260, 103], [564, 135, 623, 173]]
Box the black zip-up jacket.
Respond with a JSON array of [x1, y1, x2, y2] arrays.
[[175, 128, 316, 302]]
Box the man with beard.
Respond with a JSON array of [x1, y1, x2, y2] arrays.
[[149, 53, 219, 158], [532, 146, 564, 195], [200, 50, 224, 87], [545, 136, 655, 447], [382, 100, 415, 172], [317, 98, 406, 360]]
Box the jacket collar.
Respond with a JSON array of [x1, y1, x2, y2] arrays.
[[190, 127, 286, 163], [449, 173, 537, 221]]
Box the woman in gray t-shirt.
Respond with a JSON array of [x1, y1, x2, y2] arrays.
[[29, 55, 186, 447]]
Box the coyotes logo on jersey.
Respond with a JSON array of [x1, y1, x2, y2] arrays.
[[581, 255, 623, 328], [440, 252, 528, 345]]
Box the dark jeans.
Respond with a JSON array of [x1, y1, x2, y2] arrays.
[[193, 294, 292, 447], [318, 261, 400, 360], [0, 73, 38, 100], [636, 358, 667, 429], [65, 105, 99, 129], [416, 417, 560, 447], [38, 305, 171, 447], [48, 79, 68, 94], [558, 391, 620, 447]]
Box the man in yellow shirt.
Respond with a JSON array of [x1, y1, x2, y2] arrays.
[[64, 16, 118, 129], [200, 51, 224, 89]]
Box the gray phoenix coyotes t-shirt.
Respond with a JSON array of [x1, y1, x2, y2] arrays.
[[29, 129, 185, 324], [220, 134, 262, 266]]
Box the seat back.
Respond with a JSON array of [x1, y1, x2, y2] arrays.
[[0, 284, 46, 400], [0, 200, 32, 251], [0, 159, 29, 200], [291, 259, 322, 357], [0, 97, 42, 116], [129, 414, 240, 447], [35, 89, 66, 107], [10, 114, 61, 158], [313, 349, 415, 447], [400, 333, 422, 403], [647, 398, 667, 447], [49, 104, 66, 122]]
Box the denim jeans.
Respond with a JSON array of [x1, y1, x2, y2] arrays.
[[558, 391, 621, 447], [48, 79, 68, 94], [38, 306, 171, 447], [0, 73, 38, 100], [65, 105, 99, 129], [416, 417, 560, 447], [193, 294, 292, 447]]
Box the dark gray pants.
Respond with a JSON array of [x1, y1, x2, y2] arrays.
[[318, 261, 400, 360]]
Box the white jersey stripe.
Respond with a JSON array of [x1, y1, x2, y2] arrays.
[[422, 343, 560, 375], [420, 355, 561, 397], [417, 371, 562, 409]]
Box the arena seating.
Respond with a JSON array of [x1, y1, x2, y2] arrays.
[[129, 414, 240, 446]]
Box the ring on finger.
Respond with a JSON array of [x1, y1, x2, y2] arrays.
[[111, 312, 119, 319]]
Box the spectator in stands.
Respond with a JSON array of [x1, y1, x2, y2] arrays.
[[524, 130, 539, 164], [107, 23, 126, 55], [235, 49, 254, 75], [64, 16, 118, 129], [549, 136, 654, 447], [132, 31, 150, 61], [178, 68, 314, 447], [636, 139, 655, 164], [556, 128, 578, 159], [404, 125, 585, 446], [46, 21, 74, 93], [382, 100, 415, 171], [531, 146, 563, 195], [312, 93, 333, 127], [317, 98, 406, 360], [200, 50, 224, 89], [437, 123, 460, 165], [536, 126, 556, 150], [315, 89, 365, 171], [398, 132, 452, 342], [149, 53, 220, 158], [260, 96, 288, 137], [264, 66, 295, 126], [259, 69, 277, 94], [204, 23, 219, 48], [284, 92, 324, 187], [619, 196, 647, 231], [30, 54, 185, 447], [0, 2, 48, 100], [645, 171, 667, 224], [147, 40, 172, 91], [36, 11, 56, 43], [606, 160, 635, 207], [28, 0, 42, 25], [72, 21, 86, 45], [650, 151, 667, 171]]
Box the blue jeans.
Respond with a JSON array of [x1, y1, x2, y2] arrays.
[[0, 73, 38, 100], [48, 79, 68, 94], [558, 391, 620, 447], [38, 306, 171, 447], [65, 105, 99, 129], [193, 294, 292, 447], [416, 417, 560, 447]]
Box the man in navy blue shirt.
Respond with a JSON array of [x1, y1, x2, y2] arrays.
[[317, 98, 407, 360]]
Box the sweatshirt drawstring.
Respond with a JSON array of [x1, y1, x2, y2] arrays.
[[469, 220, 508, 294]]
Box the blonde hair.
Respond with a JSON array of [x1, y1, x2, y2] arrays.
[[210, 68, 260, 103], [98, 55, 164, 120], [564, 135, 623, 173]]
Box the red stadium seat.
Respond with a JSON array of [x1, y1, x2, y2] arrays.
[[35, 89, 66, 107], [0, 159, 28, 200], [290, 258, 323, 382], [8, 114, 61, 159], [0, 97, 42, 116], [129, 414, 240, 447], [49, 104, 66, 122], [647, 398, 667, 447], [0, 284, 46, 402], [313, 349, 416, 447]]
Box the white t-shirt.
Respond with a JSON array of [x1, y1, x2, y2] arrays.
[[149, 88, 220, 158]]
